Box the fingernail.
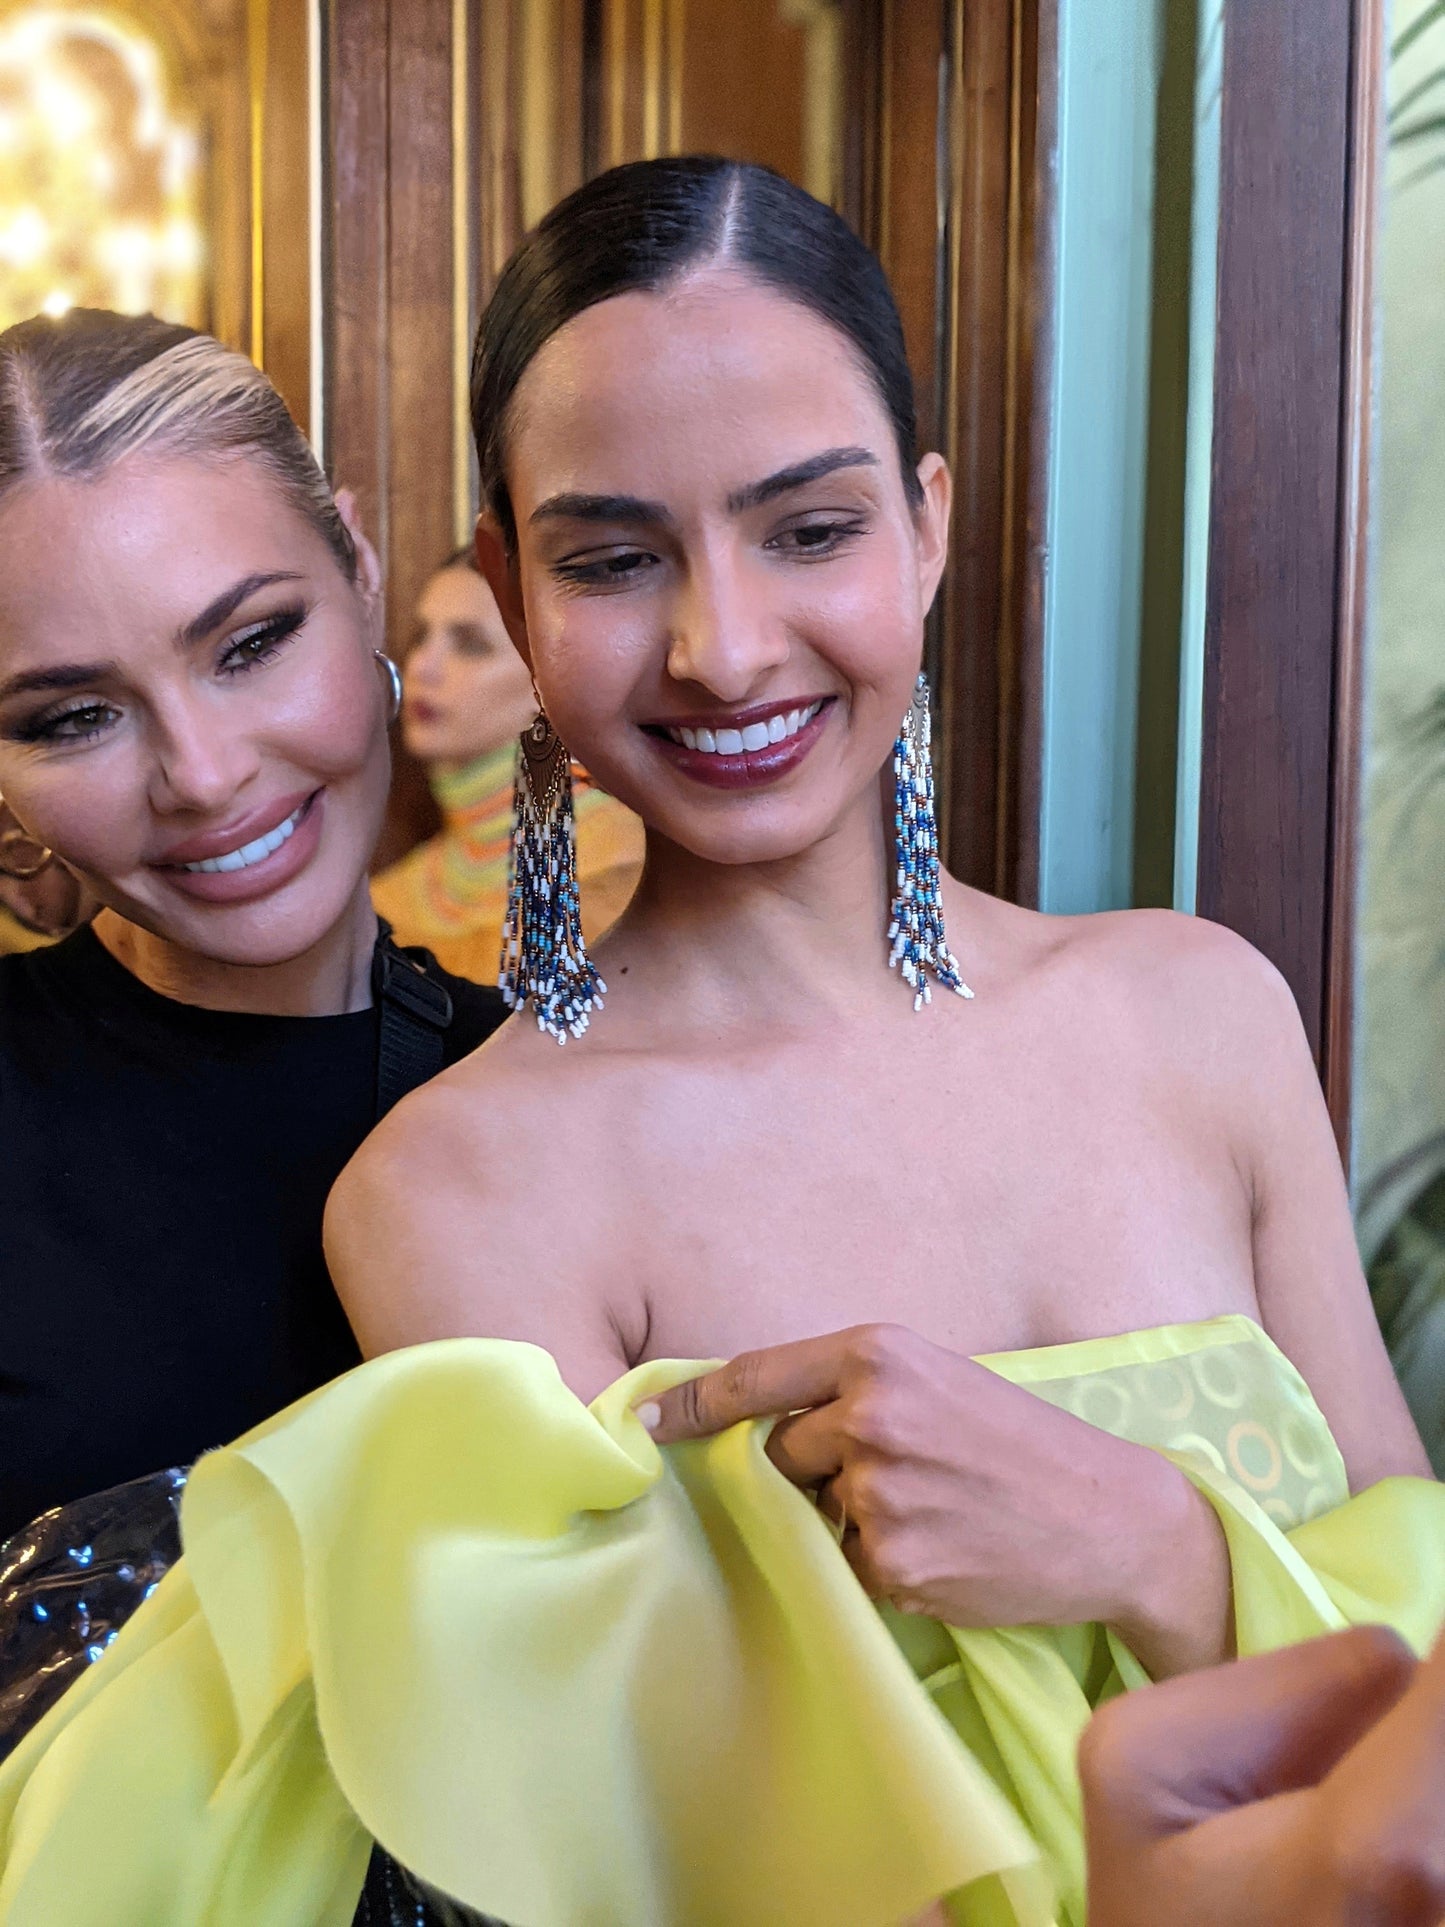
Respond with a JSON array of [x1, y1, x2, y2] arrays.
[[635, 1401, 662, 1433]]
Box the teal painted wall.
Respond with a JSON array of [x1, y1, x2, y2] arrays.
[[1038, 0, 1218, 916], [1039, 0, 1163, 913]]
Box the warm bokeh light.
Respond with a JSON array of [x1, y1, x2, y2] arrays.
[[0, 8, 205, 334]]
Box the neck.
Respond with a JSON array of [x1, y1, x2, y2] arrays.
[[92, 884, 380, 1016], [617, 779, 906, 1023]]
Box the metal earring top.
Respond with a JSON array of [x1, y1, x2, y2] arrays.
[[887, 673, 974, 1010], [373, 650, 403, 725]]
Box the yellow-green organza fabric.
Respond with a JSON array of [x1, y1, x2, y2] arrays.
[[2, 1316, 1444, 1927]]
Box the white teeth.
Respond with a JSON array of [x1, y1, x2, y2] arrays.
[[665, 702, 824, 756], [182, 803, 305, 874]]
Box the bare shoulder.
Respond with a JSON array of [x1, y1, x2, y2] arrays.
[[998, 902, 1306, 1074], [323, 1017, 641, 1397]]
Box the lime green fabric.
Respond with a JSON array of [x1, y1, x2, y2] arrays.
[[2, 1317, 1442, 1927], [929, 1315, 1445, 1919], [0, 1348, 1048, 1926]]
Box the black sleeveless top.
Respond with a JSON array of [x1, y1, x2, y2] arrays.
[[0, 924, 506, 1542]]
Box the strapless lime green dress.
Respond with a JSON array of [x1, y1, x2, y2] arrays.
[[2, 1316, 1444, 1927]]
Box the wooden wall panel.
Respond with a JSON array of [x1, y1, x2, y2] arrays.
[[385, 0, 457, 653], [679, 0, 808, 180], [325, 0, 389, 553], [256, 0, 312, 434], [870, 4, 943, 444], [325, 0, 458, 869], [1197, 0, 1363, 1097], [477, 0, 524, 290], [939, 0, 1013, 892], [1008, 0, 1055, 909], [201, 8, 253, 357], [861, 0, 1053, 903]]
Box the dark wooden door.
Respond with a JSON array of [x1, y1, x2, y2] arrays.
[[1195, 0, 1383, 1146]]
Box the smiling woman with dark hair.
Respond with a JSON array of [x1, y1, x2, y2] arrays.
[[3, 163, 1444, 1927]]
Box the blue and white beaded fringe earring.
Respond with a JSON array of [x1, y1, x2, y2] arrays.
[[498, 711, 606, 1043], [888, 673, 975, 1010]]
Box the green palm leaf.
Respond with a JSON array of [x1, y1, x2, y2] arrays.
[[1393, 0, 1445, 62], [1391, 66, 1445, 123], [1393, 109, 1445, 145]]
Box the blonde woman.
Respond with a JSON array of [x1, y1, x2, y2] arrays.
[[0, 312, 503, 1785]]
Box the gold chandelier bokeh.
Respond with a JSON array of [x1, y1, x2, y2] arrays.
[[0, 6, 205, 335]]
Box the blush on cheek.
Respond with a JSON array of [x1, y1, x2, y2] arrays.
[[256, 640, 391, 815], [529, 627, 639, 781]]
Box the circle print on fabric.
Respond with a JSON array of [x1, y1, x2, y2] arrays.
[[1137, 1361, 1196, 1424], [1192, 1345, 1248, 1411], [1167, 1432, 1229, 1479], [1069, 1376, 1133, 1436], [1280, 1410, 1326, 1482], [1226, 1420, 1282, 1494]]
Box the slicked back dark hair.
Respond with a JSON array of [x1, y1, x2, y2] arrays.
[[470, 156, 924, 550]]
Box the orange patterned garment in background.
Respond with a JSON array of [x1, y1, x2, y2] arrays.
[[372, 744, 645, 987]]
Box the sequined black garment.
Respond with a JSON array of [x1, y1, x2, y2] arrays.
[[1, 1477, 505, 1927], [0, 1467, 186, 1757], [354, 1847, 507, 1927]]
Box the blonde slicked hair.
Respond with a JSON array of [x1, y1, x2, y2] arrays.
[[0, 309, 356, 580]]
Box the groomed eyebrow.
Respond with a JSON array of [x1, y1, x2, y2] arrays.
[[530, 491, 672, 529], [177, 571, 305, 646], [0, 661, 116, 704], [528, 446, 882, 533], [725, 445, 880, 514]]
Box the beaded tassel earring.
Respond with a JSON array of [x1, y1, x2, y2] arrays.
[[888, 673, 974, 1010], [498, 712, 606, 1043]]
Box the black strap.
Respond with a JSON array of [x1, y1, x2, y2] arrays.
[[371, 927, 454, 1123]]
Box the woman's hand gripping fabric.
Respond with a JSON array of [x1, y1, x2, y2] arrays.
[[640, 1323, 1233, 1678]]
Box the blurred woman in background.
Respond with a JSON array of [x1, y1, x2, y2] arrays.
[[371, 545, 643, 981]]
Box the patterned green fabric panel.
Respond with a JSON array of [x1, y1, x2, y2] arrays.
[[982, 1319, 1348, 1531]]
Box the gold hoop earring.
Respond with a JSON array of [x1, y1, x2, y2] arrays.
[[373, 650, 403, 726], [0, 796, 53, 880]]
